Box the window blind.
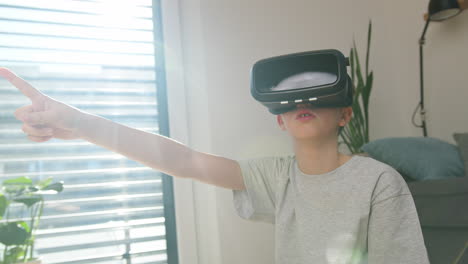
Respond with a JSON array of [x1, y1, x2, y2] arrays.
[[0, 0, 178, 263]]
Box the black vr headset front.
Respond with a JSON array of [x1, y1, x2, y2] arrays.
[[250, 49, 353, 115]]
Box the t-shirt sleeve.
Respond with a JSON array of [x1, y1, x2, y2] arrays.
[[367, 169, 430, 264], [232, 156, 290, 223]]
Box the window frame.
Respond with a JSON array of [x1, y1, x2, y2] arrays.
[[0, 0, 189, 263], [158, 0, 199, 263]]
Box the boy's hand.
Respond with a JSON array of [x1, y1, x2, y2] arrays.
[[0, 67, 85, 142]]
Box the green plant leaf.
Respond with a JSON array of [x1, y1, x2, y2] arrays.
[[37, 177, 53, 189], [362, 72, 373, 111], [353, 43, 365, 93], [350, 47, 356, 86], [2, 177, 33, 197], [0, 194, 6, 219], [0, 222, 30, 246], [41, 181, 64, 193], [366, 21, 372, 77], [2, 177, 32, 186], [28, 186, 39, 192], [5, 246, 25, 264], [13, 195, 43, 208], [344, 119, 363, 154], [363, 71, 374, 140], [343, 21, 373, 154], [3, 186, 25, 196], [17, 220, 31, 234], [351, 99, 365, 135]]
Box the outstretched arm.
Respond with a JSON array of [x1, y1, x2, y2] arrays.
[[0, 67, 245, 190], [77, 114, 245, 190]]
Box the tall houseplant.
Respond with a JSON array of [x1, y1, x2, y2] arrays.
[[0, 177, 64, 264], [341, 21, 374, 154]]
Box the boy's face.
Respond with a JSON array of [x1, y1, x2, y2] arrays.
[[276, 104, 352, 141]]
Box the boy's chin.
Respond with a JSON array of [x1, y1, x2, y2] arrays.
[[289, 132, 337, 142]]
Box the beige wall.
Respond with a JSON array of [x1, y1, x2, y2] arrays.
[[166, 0, 468, 263]]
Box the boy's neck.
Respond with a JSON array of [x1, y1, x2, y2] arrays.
[[293, 137, 351, 175]]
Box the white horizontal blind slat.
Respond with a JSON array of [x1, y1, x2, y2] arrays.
[[0, 0, 153, 17], [0, 1, 172, 263], [0, 6, 153, 30]]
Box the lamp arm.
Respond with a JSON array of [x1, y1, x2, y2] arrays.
[[420, 19, 431, 42], [418, 19, 430, 137]]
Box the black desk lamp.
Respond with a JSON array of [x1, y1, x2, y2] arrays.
[[413, 0, 466, 137]]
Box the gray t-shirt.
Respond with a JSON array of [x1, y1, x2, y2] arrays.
[[233, 155, 430, 264]]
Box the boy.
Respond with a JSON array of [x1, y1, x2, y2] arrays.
[[0, 67, 429, 263]]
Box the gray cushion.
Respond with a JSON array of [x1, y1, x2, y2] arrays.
[[453, 133, 468, 177], [361, 137, 465, 181]]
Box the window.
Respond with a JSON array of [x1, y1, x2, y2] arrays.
[[0, 0, 178, 263]]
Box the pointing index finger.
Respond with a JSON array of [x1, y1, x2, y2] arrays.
[[0, 67, 43, 100]]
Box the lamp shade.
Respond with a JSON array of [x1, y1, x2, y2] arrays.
[[429, 0, 461, 21]]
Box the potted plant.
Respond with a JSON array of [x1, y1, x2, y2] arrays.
[[0, 176, 64, 264], [340, 21, 374, 154]]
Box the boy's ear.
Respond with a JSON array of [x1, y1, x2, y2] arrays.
[[339, 106, 353, 126], [277, 115, 286, 130]]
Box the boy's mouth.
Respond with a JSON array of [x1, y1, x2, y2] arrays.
[[295, 109, 316, 120]]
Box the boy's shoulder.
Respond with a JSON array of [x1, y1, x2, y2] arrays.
[[353, 155, 411, 203], [353, 154, 401, 174]]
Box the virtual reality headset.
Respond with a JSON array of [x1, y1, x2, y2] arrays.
[[250, 49, 353, 115]]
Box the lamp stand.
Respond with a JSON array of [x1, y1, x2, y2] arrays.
[[415, 19, 431, 137], [416, 0, 466, 137]]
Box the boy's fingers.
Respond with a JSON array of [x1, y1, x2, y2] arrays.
[[27, 135, 52, 143], [14, 105, 34, 121], [24, 111, 53, 126], [0, 67, 43, 100], [0, 67, 17, 81], [22, 124, 54, 137]]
